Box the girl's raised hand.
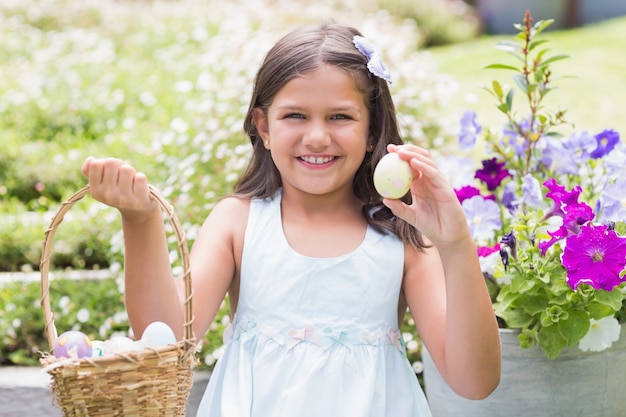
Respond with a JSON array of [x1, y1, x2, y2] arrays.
[[81, 157, 158, 223], [381, 144, 470, 248]]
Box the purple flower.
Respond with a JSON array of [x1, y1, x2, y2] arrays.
[[475, 158, 512, 191], [478, 243, 500, 257], [500, 181, 518, 213], [541, 138, 578, 175], [602, 141, 626, 177], [538, 179, 595, 255], [521, 174, 544, 208], [597, 177, 626, 223], [500, 230, 517, 261], [565, 131, 597, 164], [502, 118, 539, 157], [562, 224, 626, 291], [455, 185, 482, 203], [590, 129, 620, 159], [458, 110, 482, 150], [461, 195, 502, 243]]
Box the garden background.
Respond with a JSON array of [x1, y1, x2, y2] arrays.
[[1, 0, 625, 380]]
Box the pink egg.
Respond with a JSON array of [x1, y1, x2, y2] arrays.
[[53, 330, 93, 358]]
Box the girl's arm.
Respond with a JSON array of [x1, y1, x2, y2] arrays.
[[382, 145, 501, 400], [403, 238, 500, 399], [82, 157, 239, 341]]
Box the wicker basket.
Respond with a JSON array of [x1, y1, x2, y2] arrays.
[[39, 185, 196, 416]]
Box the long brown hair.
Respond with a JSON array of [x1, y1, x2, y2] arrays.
[[235, 21, 426, 250]]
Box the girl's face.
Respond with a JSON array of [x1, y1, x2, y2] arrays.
[[253, 65, 371, 197]]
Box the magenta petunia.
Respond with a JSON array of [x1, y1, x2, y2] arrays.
[[539, 179, 595, 255], [455, 185, 482, 203], [562, 224, 626, 291], [477, 243, 500, 257]]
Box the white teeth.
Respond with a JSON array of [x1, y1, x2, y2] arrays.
[[301, 156, 334, 164]]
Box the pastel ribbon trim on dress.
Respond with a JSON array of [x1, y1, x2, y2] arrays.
[[223, 317, 405, 353]]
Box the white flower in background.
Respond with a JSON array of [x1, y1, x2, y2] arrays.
[[406, 340, 419, 352], [212, 345, 226, 361], [578, 316, 621, 352], [59, 296, 70, 315], [204, 354, 216, 367], [170, 117, 188, 133], [77, 308, 90, 323]]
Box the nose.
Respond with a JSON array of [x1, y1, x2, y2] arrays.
[[302, 120, 331, 150]]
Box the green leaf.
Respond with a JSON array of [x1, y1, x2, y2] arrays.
[[495, 41, 522, 53], [533, 19, 554, 36], [494, 41, 524, 62], [538, 54, 570, 67], [497, 103, 509, 114], [587, 302, 614, 320], [558, 310, 590, 345], [485, 63, 520, 72], [538, 324, 567, 359], [497, 308, 534, 329], [535, 48, 549, 63], [513, 74, 528, 94], [519, 294, 549, 315], [528, 39, 549, 52], [491, 80, 503, 98], [505, 89, 514, 111], [594, 289, 625, 311], [495, 287, 518, 313]]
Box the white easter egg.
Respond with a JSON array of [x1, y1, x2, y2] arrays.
[[141, 321, 177, 348], [103, 336, 137, 354], [91, 340, 105, 357], [373, 152, 412, 199]]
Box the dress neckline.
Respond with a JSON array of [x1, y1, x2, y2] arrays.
[[273, 190, 372, 260]]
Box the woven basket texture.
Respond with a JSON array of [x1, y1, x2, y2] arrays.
[[39, 185, 196, 417]]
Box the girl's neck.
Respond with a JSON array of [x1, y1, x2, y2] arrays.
[[279, 185, 368, 258], [280, 184, 363, 221]]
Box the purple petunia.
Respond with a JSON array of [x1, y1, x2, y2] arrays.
[[562, 224, 626, 291], [458, 110, 482, 150], [461, 195, 502, 244], [521, 174, 544, 209], [475, 158, 512, 191], [590, 129, 620, 159], [597, 177, 626, 223], [541, 138, 579, 175]]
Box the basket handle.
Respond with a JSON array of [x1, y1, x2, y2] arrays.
[[39, 184, 195, 355]]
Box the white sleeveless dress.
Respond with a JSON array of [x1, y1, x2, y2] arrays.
[[196, 190, 432, 416]]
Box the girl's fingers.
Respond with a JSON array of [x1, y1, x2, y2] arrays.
[[81, 156, 93, 177], [132, 172, 150, 200], [101, 158, 123, 187], [87, 159, 105, 187], [117, 163, 136, 192]]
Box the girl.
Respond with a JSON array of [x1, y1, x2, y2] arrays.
[[82, 21, 500, 416]]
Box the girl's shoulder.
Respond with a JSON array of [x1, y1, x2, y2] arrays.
[[208, 195, 252, 224]]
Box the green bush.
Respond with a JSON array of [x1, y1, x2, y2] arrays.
[[0, 277, 229, 372], [0, 0, 460, 383], [377, 0, 480, 46]]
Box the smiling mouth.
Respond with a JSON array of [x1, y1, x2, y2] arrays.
[[299, 156, 337, 165]]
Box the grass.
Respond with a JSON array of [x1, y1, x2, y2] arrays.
[[427, 16, 626, 135]]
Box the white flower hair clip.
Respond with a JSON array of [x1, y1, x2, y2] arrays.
[[352, 35, 392, 83]]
